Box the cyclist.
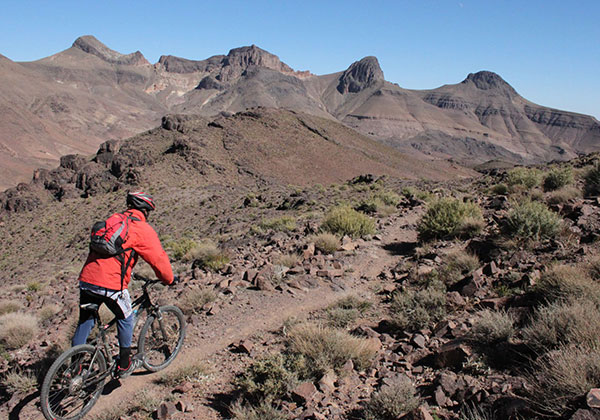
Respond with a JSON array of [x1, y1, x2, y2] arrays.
[[71, 191, 177, 379]]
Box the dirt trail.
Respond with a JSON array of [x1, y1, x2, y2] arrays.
[[13, 209, 421, 419]]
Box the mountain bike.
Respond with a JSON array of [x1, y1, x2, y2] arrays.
[[40, 275, 186, 420]]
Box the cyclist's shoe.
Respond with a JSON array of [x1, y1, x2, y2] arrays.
[[113, 358, 141, 379]]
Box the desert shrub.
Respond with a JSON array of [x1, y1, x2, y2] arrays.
[[584, 163, 600, 196], [459, 404, 494, 420], [312, 233, 340, 254], [0, 312, 38, 349], [260, 216, 297, 232], [326, 307, 360, 328], [546, 186, 581, 205], [440, 250, 480, 286], [401, 187, 432, 202], [490, 183, 508, 195], [229, 400, 287, 420], [326, 296, 371, 328], [287, 323, 379, 378], [167, 237, 197, 261], [390, 287, 446, 331], [544, 167, 574, 191], [417, 198, 483, 241], [506, 167, 542, 189], [26, 281, 43, 292], [469, 310, 515, 345], [180, 287, 217, 314], [504, 200, 561, 241], [274, 253, 301, 268], [0, 300, 21, 315], [5, 370, 37, 394], [523, 300, 600, 351], [355, 196, 396, 217], [128, 389, 161, 415], [38, 304, 61, 323], [322, 205, 375, 238], [376, 190, 402, 206], [188, 240, 230, 271], [535, 264, 600, 305], [587, 258, 600, 281], [234, 353, 299, 402], [363, 375, 420, 420], [156, 362, 209, 386], [533, 345, 600, 414]]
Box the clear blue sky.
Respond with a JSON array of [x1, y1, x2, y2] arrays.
[[1, 0, 598, 119]]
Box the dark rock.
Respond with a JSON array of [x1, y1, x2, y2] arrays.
[[571, 409, 600, 420], [432, 340, 472, 369], [337, 57, 384, 94], [587, 388, 600, 408], [156, 401, 177, 420]]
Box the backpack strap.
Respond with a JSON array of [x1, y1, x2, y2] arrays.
[[116, 213, 141, 292]]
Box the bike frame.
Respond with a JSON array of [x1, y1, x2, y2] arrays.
[[85, 279, 161, 381]]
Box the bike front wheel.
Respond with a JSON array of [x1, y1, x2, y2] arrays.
[[40, 344, 107, 420], [138, 305, 186, 372]]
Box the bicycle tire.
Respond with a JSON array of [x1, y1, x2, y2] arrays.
[[40, 344, 107, 420], [138, 305, 186, 372]]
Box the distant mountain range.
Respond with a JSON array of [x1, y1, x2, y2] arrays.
[[1, 35, 598, 190]]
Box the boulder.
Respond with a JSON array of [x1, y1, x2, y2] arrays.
[[292, 381, 318, 405], [587, 388, 600, 408]]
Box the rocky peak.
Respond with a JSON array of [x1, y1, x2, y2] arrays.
[[217, 45, 294, 82], [337, 56, 384, 94], [72, 35, 148, 66], [462, 71, 517, 96]]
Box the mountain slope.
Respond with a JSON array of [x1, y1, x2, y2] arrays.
[[1, 36, 599, 189]]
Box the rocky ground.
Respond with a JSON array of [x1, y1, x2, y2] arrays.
[[2, 148, 600, 419]]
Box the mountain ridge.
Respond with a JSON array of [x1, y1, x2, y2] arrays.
[[0, 35, 598, 190]]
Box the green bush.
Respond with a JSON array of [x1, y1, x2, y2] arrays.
[[505, 200, 561, 241], [469, 310, 515, 345], [584, 163, 600, 196], [325, 296, 372, 328], [546, 186, 581, 205], [364, 375, 420, 420], [234, 353, 299, 402], [322, 205, 375, 238], [490, 183, 509, 195], [167, 237, 197, 261], [417, 198, 483, 241], [544, 167, 574, 191], [188, 240, 230, 271], [506, 167, 542, 189], [390, 287, 446, 331], [260, 216, 297, 232]]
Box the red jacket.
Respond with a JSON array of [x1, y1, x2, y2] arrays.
[[79, 209, 173, 290]]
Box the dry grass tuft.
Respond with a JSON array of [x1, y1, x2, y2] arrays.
[[363, 375, 420, 420], [38, 303, 61, 323], [523, 300, 600, 352], [533, 345, 600, 414], [0, 312, 38, 349], [5, 370, 37, 394], [535, 264, 600, 305], [156, 362, 210, 386], [187, 240, 230, 271], [229, 400, 287, 420], [390, 287, 446, 331], [287, 323, 379, 377], [273, 253, 301, 268], [260, 215, 297, 232], [0, 300, 21, 315], [468, 309, 515, 345], [312, 233, 340, 254], [440, 250, 480, 286], [180, 287, 217, 315], [546, 186, 581, 205]]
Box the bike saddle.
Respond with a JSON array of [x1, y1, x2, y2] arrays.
[[80, 303, 100, 313]]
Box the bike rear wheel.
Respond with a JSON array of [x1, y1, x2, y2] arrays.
[[40, 344, 107, 420], [138, 305, 186, 371]]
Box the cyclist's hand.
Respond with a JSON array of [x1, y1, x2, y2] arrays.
[[170, 275, 180, 286]]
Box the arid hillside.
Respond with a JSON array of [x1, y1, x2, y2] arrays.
[[1, 103, 600, 419], [1, 35, 599, 189]]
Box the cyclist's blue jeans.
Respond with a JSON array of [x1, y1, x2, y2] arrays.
[[72, 287, 134, 348]]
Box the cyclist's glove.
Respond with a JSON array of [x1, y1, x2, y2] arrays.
[[171, 275, 180, 286]]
